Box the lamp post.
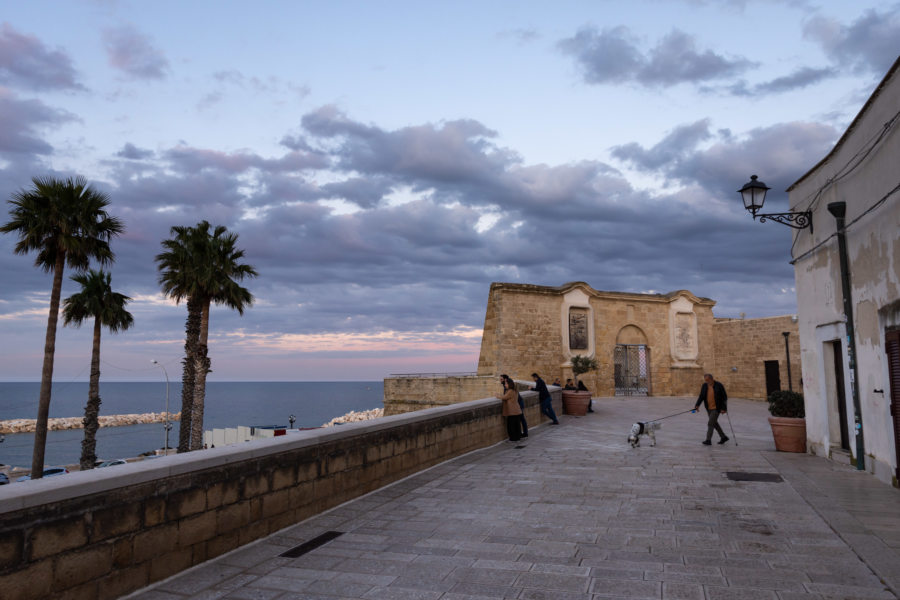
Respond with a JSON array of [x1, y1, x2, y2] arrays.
[[151, 360, 170, 454], [739, 175, 813, 232], [782, 331, 793, 392]]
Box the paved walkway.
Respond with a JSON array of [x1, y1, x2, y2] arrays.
[[129, 396, 900, 600]]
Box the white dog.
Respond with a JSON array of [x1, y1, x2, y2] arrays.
[[627, 421, 661, 447]]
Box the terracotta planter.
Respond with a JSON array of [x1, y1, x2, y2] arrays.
[[561, 390, 591, 416], [768, 416, 807, 453]]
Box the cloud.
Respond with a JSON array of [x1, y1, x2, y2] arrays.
[[0, 89, 76, 156], [804, 7, 900, 76], [723, 66, 836, 96], [498, 28, 541, 44], [612, 119, 838, 200], [116, 142, 154, 160], [0, 23, 84, 91], [558, 26, 754, 87], [103, 24, 169, 80]]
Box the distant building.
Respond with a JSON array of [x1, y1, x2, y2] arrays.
[[384, 281, 801, 413], [787, 56, 900, 486]]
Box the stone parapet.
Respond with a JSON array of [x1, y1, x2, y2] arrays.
[[383, 374, 498, 415], [0, 388, 560, 600]]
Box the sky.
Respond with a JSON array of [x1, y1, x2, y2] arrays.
[[0, 0, 898, 382]]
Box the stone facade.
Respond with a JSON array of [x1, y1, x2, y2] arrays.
[[383, 375, 497, 415], [475, 282, 716, 397], [384, 281, 802, 412], [712, 315, 802, 400]]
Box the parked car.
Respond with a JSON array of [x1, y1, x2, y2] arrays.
[[96, 459, 128, 468], [16, 467, 69, 482], [0, 473, 9, 485]]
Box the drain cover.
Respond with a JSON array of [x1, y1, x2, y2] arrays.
[[280, 531, 344, 558], [725, 472, 783, 482]]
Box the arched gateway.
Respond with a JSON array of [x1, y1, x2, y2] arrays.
[[614, 324, 650, 396]]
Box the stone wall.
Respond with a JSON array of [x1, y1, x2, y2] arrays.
[[712, 315, 802, 400], [383, 375, 498, 415], [0, 390, 560, 600]]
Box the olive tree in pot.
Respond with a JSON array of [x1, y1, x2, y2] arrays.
[[767, 390, 806, 452], [562, 354, 598, 416]]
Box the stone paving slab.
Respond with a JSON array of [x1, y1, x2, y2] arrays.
[[128, 396, 900, 600]]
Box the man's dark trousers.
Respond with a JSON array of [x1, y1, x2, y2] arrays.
[[706, 410, 725, 442]]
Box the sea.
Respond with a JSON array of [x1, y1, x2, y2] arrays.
[[0, 381, 384, 470]]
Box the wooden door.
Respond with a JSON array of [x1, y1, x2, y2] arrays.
[[831, 340, 850, 450], [885, 329, 900, 482]]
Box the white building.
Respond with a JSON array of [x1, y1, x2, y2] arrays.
[[787, 56, 900, 487]]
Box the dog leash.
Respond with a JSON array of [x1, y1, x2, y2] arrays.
[[647, 408, 696, 422]]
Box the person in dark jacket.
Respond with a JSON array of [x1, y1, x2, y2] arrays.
[[693, 373, 729, 445], [576, 380, 594, 412], [532, 373, 559, 424]]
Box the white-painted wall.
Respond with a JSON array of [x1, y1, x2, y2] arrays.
[[788, 58, 900, 486]]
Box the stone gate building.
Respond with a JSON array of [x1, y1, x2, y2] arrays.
[[384, 281, 802, 414]]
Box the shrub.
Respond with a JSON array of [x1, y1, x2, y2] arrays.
[[570, 355, 598, 380], [767, 390, 805, 418]]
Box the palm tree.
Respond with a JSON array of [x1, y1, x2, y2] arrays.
[[62, 270, 134, 470], [1, 176, 123, 478], [156, 221, 257, 452]]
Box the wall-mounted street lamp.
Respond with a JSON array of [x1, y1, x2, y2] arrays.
[[739, 175, 813, 232]]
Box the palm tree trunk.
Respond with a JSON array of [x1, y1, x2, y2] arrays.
[[31, 251, 65, 478], [190, 301, 211, 451], [178, 296, 201, 453], [80, 319, 103, 470]]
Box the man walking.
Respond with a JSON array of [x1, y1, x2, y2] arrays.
[[532, 373, 559, 425], [694, 373, 729, 445]]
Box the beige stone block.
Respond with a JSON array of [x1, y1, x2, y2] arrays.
[[112, 536, 133, 568], [166, 487, 206, 520], [149, 546, 193, 582], [30, 518, 88, 561], [178, 511, 217, 547], [132, 523, 178, 563], [98, 563, 149, 599], [53, 544, 112, 589], [206, 528, 240, 560], [261, 488, 291, 519], [1, 559, 53, 600], [92, 502, 142, 542], [271, 465, 297, 491], [0, 529, 23, 569], [54, 580, 98, 600], [143, 496, 166, 527], [242, 472, 270, 498]]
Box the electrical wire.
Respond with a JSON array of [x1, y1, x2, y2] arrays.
[[788, 109, 900, 260], [789, 179, 900, 265]]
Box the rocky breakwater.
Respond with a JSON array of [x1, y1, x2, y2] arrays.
[[0, 412, 181, 434], [321, 408, 383, 427]]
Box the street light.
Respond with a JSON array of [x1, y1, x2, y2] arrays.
[[782, 331, 793, 392], [739, 175, 813, 232], [151, 360, 171, 454]]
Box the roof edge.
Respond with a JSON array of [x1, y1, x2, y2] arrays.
[[787, 55, 900, 193]]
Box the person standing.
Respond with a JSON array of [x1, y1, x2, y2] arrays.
[[694, 373, 729, 445], [496, 374, 522, 441], [531, 373, 560, 425]]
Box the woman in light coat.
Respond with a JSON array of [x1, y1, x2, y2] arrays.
[[496, 374, 522, 442]]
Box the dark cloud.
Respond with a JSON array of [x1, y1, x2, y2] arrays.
[[724, 66, 836, 96], [116, 142, 154, 160], [804, 7, 900, 75], [612, 120, 838, 201], [0, 23, 84, 91], [103, 25, 169, 80], [558, 26, 754, 87], [0, 90, 75, 156]]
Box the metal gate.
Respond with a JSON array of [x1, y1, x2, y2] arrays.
[[614, 344, 650, 396]]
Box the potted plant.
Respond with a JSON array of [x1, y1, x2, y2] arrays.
[[562, 354, 597, 416], [767, 390, 806, 452]]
